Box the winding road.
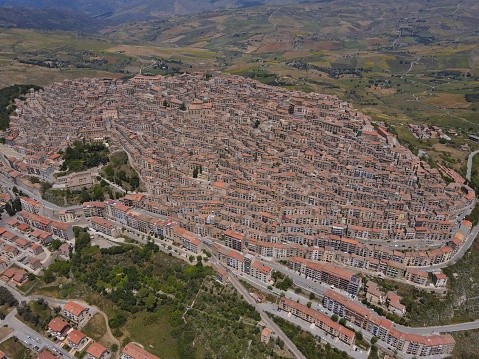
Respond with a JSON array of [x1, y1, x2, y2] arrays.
[[467, 150, 479, 181]]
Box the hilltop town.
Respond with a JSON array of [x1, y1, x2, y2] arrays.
[[0, 72, 477, 358]]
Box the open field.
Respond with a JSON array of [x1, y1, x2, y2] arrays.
[[0, 337, 35, 359]]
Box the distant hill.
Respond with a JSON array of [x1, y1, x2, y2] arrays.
[[0, 0, 322, 25], [0, 6, 103, 32]]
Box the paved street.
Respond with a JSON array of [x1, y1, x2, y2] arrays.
[[418, 224, 479, 271], [259, 303, 369, 359], [0, 177, 81, 212], [467, 150, 479, 181], [1, 308, 73, 358]]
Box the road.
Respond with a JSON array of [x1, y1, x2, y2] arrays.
[[414, 224, 479, 271], [396, 319, 479, 334], [0, 284, 120, 354], [1, 308, 74, 358], [467, 150, 479, 181], [0, 176, 81, 212], [226, 271, 307, 359], [260, 303, 368, 359]]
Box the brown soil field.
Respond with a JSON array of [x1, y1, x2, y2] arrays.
[[254, 41, 290, 53], [421, 94, 471, 109]]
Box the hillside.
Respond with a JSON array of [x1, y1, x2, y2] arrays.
[[0, 6, 102, 32], [0, 0, 478, 173], [0, 0, 326, 24]]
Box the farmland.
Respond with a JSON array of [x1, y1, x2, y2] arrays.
[[1, 0, 479, 169]]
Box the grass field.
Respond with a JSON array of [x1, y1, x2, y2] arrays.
[[0, 337, 35, 359], [82, 314, 116, 349]]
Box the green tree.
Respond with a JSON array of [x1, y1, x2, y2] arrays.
[[129, 173, 139, 189], [331, 314, 339, 322], [75, 232, 91, 253], [309, 292, 316, 300]]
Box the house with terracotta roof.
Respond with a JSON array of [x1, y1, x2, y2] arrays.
[[51, 222, 74, 240], [279, 297, 355, 346], [405, 268, 428, 286], [38, 350, 58, 359], [66, 329, 88, 350], [121, 343, 159, 359], [30, 229, 52, 245], [261, 327, 272, 344], [86, 342, 110, 359], [47, 317, 71, 338], [0, 260, 8, 273], [1, 268, 28, 286], [29, 243, 44, 256], [30, 258, 42, 271], [214, 265, 228, 284], [90, 217, 118, 237], [432, 272, 448, 288], [62, 301, 88, 323]]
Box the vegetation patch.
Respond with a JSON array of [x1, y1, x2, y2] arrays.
[[0, 84, 42, 130], [0, 337, 35, 359], [270, 314, 350, 359]]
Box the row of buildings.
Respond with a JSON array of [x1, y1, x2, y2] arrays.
[[322, 290, 455, 357], [80, 198, 463, 288], [278, 291, 456, 357]]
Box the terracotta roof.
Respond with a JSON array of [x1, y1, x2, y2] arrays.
[[122, 343, 160, 359], [67, 329, 86, 345], [86, 342, 108, 358], [48, 317, 70, 333], [63, 301, 86, 316]]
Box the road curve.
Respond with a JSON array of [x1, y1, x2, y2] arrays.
[[467, 150, 479, 181], [395, 319, 479, 334]]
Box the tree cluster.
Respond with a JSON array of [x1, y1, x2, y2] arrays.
[[0, 84, 42, 130], [4, 197, 22, 216], [0, 286, 18, 307], [60, 141, 109, 173]]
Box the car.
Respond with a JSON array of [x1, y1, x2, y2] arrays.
[[33, 346, 40, 351]]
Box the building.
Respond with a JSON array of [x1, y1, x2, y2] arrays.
[[322, 290, 455, 356], [86, 342, 110, 359], [66, 330, 88, 350], [47, 317, 71, 338], [278, 297, 355, 346], [38, 351, 58, 359], [432, 272, 448, 288], [214, 265, 228, 284], [224, 230, 245, 252], [261, 327, 272, 344], [121, 343, 159, 359], [289, 257, 362, 295], [405, 269, 428, 286], [90, 217, 118, 237], [62, 301, 88, 323]]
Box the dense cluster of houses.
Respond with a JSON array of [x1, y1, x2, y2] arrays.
[[277, 291, 456, 356], [3, 73, 474, 259], [322, 290, 455, 356]]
